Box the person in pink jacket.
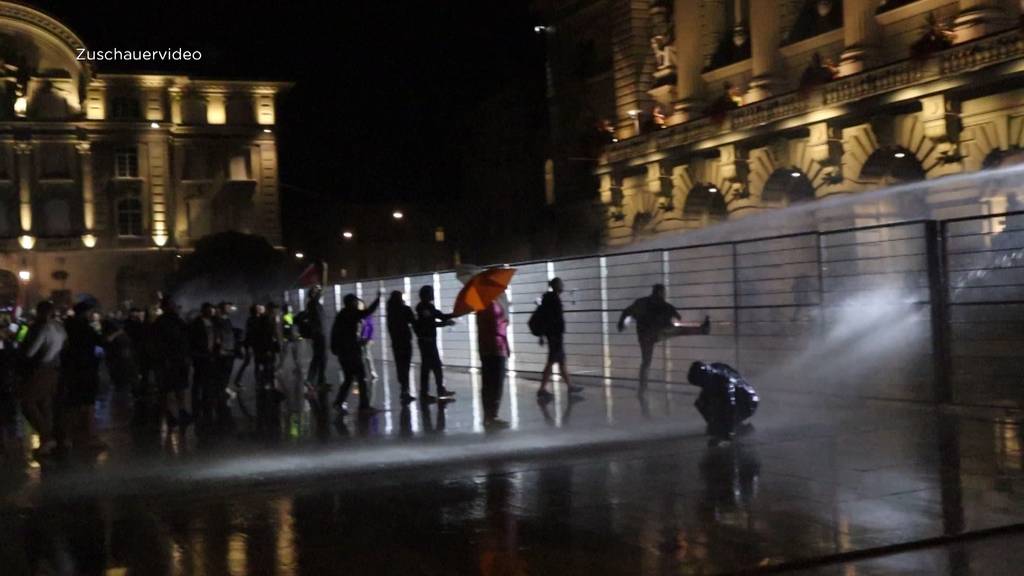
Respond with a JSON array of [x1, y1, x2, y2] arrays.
[[476, 299, 510, 430]]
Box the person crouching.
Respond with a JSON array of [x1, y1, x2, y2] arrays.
[[687, 361, 759, 446]]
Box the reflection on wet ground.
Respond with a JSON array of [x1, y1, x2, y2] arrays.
[[1, 359, 1022, 575]]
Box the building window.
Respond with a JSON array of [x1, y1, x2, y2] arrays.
[[117, 196, 144, 237], [110, 96, 141, 120], [43, 198, 72, 237], [184, 146, 210, 180], [434, 227, 445, 242], [229, 152, 251, 180], [39, 145, 72, 179], [114, 147, 139, 179]]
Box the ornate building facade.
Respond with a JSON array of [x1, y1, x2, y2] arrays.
[[537, 0, 1024, 245], [0, 2, 287, 307]]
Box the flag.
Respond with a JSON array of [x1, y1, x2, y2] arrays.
[[296, 263, 321, 288]]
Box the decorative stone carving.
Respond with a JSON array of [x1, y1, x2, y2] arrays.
[[650, 2, 676, 87]]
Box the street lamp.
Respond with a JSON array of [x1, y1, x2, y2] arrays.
[[18, 270, 30, 282], [342, 231, 354, 240], [295, 252, 304, 259], [392, 210, 404, 220]]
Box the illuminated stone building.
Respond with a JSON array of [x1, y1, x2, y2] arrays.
[[537, 0, 1024, 245], [0, 2, 287, 307]]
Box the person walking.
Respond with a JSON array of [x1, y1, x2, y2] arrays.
[[618, 284, 710, 392], [234, 303, 265, 389], [62, 301, 106, 452], [250, 302, 282, 428], [123, 307, 151, 414], [477, 298, 510, 430], [414, 285, 456, 403], [536, 278, 583, 399], [332, 292, 382, 415], [153, 298, 192, 429], [304, 286, 328, 392], [213, 301, 240, 427], [386, 291, 416, 404], [17, 301, 65, 459]]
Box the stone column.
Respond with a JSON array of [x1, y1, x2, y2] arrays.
[[76, 142, 95, 233], [673, 0, 705, 119], [838, 0, 879, 76], [14, 142, 32, 233], [746, 0, 781, 103], [954, 0, 1004, 43]]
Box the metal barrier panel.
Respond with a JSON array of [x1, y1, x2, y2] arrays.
[[819, 223, 933, 401], [506, 262, 552, 374], [439, 272, 475, 369], [946, 213, 1024, 406], [555, 256, 606, 379], [605, 252, 664, 381]]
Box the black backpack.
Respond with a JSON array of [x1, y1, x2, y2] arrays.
[[295, 310, 313, 339], [528, 302, 547, 337]]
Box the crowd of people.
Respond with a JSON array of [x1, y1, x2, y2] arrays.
[[0, 275, 758, 463]]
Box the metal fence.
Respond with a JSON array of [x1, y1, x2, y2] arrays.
[[288, 212, 1024, 408]]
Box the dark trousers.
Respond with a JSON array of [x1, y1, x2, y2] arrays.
[[392, 341, 413, 395], [308, 334, 327, 386], [192, 358, 214, 415], [638, 335, 657, 390], [480, 356, 506, 420], [335, 354, 369, 409], [417, 339, 443, 395]]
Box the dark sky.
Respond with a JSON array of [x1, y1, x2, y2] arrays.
[[29, 0, 547, 254]]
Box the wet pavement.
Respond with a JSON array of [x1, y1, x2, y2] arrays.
[[1, 357, 1022, 575]]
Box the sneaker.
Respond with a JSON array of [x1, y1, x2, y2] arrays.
[[566, 384, 584, 395], [483, 418, 510, 430], [400, 393, 416, 404], [437, 389, 456, 400], [419, 394, 437, 404], [536, 389, 554, 399], [334, 401, 350, 416]]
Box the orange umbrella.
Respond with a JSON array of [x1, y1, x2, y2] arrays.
[[452, 267, 516, 317]]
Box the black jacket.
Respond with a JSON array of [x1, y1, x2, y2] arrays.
[[332, 298, 380, 358]]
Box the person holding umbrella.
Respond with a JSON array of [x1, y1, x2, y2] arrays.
[[452, 267, 517, 430]]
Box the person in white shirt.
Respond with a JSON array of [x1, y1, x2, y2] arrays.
[[18, 300, 66, 459]]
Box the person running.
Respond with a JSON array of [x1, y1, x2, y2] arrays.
[[617, 284, 711, 391], [153, 298, 192, 429], [386, 291, 416, 404], [477, 298, 510, 430], [304, 286, 328, 392], [536, 277, 583, 399], [414, 285, 456, 403], [332, 292, 382, 415], [17, 301, 65, 459]]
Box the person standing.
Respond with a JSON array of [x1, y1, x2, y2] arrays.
[[386, 291, 416, 404], [359, 304, 379, 383], [153, 298, 192, 428], [305, 286, 327, 392], [477, 298, 510, 430], [234, 303, 265, 388], [213, 301, 240, 427], [277, 304, 302, 378], [332, 292, 382, 415], [414, 285, 456, 403], [62, 301, 106, 452], [189, 303, 218, 425], [17, 301, 65, 459], [123, 307, 151, 412], [537, 278, 583, 399]]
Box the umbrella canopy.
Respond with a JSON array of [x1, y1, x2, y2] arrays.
[[452, 267, 516, 317]]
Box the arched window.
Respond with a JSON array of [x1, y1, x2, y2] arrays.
[[683, 184, 728, 224], [762, 169, 816, 204], [117, 196, 143, 237], [859, 147, 925, 183]]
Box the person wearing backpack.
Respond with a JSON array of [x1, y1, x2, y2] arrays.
[[535, 277, 583, 400]]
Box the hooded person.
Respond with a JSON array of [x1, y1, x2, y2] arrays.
[[331, 292, 382, 415], [386, 291, 416, 403], [414, 285, 456, 403], [687, 361, 759, 446]]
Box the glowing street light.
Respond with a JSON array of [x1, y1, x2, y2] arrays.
[[17, 270, 30, 282], [295, 252, 305, 259], [708, 186, 719, 194], [263, 128, 272, 133], [894, 151, 907, 159], [150, 122, 160, 129], [342, 231, 354, 240], [790, 171, 802, 178], [392, 210, 404, 220]]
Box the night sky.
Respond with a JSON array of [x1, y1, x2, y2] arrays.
[[28, 0, 547, 257]]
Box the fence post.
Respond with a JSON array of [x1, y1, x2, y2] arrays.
[[925, 220, 952, 404], [732, 242, 741, 370]]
